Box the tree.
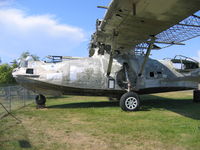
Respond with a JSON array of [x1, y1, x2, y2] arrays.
[[20, 51, 39, 61], [0, 51, 39, 85], [13, 51, 40, 68], [11, 59, 18, 68], [0, 64, 16, 85]]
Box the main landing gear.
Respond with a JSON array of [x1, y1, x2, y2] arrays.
[[35, 94, 46, 109], [120, 92, 140, 111]]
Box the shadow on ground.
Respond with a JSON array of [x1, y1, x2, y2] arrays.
[[18, 140, 32, 148], [48, 101, 119, 109], [141, 95, 200, 120], [48, 95, 200, 120]]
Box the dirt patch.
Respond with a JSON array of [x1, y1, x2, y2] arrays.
[[20, 115, 109, 150], [64, 132, 109, 150]]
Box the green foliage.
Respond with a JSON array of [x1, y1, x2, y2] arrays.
[[11, 59, 18, 67], [0, 64, 16, 85], [20, 51, 39, 61], [0, 51, 40, 86]]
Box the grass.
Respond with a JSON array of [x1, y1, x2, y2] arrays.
[[0, 90, 200, 150], [0, 98, 34, 118]]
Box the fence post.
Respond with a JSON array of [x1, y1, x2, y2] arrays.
[[9, 86, 11, 112], [24, 88, 26, 106]]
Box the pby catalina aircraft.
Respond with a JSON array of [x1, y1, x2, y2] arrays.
[[13, 0, 200, 111]]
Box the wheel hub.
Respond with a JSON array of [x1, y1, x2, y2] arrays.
[[125, 97, 137, 110]]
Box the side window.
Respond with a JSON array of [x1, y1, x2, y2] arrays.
[[26, 68, 34, 74], [108, 79, 115, 89], [149, 71, 162, 78], [157, 72, 162, 78], [149, 72, 154, 77]]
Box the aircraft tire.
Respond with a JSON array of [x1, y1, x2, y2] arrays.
[[120, 92, 140, 111], [35, 94, 46, 105]]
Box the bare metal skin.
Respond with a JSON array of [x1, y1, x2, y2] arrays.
[[12, 0, 200, 110], [12, 50, 200, 97]]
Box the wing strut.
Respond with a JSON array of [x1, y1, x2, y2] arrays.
[[138, 37, 156, 76], [107, 53, 114, 76], [107, 30, 118, 76]]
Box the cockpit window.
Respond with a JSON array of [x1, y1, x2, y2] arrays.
[[19, 60, 28, 67]]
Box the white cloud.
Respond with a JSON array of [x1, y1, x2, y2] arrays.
[[191, 50, 200, 62], [0, 7, 87, 62], [196, 51, 200, 61], [0, 0, 12, 7], [0, 9, 85, 39]]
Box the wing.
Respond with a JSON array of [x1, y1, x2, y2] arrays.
[[90, 0, 200, 55]]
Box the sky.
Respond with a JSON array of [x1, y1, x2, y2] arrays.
[[0, 0, 200, 63]]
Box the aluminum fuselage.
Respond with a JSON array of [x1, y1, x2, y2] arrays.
[[12, 52, 199, 97]]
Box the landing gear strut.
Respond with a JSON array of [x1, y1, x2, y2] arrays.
[[120, 92, 140, 111], [35, 94, 46, 109]]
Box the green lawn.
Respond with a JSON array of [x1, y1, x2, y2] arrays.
[[0, 91, 200, 150]]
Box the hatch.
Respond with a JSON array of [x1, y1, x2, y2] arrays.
[[171, 55, 199, 73]]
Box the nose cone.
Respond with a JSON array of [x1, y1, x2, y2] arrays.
[[12, 68, 18, 78], [12, 67, 26, 78]]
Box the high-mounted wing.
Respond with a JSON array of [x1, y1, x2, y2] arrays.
[[91, 0, 200, 55]]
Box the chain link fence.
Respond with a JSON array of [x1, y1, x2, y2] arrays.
[[0, 85, 36, 118]]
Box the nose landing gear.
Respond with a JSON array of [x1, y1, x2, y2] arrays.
[[193, 90, 200, 103], [35, 94, 46, 109]]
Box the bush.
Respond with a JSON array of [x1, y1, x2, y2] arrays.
[[0, 64, 16, 85]]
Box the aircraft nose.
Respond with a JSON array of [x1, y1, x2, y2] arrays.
[[12, 68, 18, 78], [12, 68, 21, 78]]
